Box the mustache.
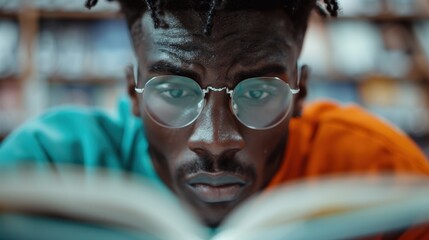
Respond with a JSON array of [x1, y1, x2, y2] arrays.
[[177, 153, 256, 180]]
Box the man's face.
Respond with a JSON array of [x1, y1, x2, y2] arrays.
[[131, 9, 304, 226]]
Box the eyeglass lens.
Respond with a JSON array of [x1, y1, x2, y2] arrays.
[[142, 76, 294, 129]]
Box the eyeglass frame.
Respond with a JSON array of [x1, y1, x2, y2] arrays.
[[133, 65, 301, 129]]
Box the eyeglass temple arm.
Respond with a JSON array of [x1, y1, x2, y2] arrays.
[[290, 65, 302, 94], [134, 65, 145, 93]]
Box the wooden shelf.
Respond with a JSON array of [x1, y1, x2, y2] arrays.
[[0, 75, 20, 84], [331, 14, 429, 22], [39, 10, 122, 20], [0, 10, 122, 20], [48, 76, 121, 85], [0, 10, 19, 19]]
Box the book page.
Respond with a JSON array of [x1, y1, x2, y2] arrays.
[[0, 166, 208, 240], [1, 167, 429, 240], [214, 174, 429, 240]]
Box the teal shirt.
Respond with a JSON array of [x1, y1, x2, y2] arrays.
[[0, 98, 162, 185]]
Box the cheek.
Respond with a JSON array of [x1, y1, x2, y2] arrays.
[[241, 119, 290, 170], [245, 117, 289, 149], [144, 114, 190, 155]]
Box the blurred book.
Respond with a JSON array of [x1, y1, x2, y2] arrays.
[[307, 79, 361, 104], [88, 19, 134, 78], [0, 167, 428, 240], [359, 76, 429, 136], [0, 20, 19, 79], [0, 0, 120, 12], [300, 19, 331, 77], [414, 21, 429, 64], [338, 0, 429, 17], [386, 0, 429, 16], [48, 83, 125, 110], [0, 0, 19, 11], [37, 19, 133, 80], [0, 82, 24, 136], [328, 21, 382, 77], [36, 18, 132, 111]]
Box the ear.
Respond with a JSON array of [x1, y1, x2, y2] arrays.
[[292, 64, 309, 118], [126, 65, 141, 116]]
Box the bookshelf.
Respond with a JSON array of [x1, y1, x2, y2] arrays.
[[301, 0, 429, 156], [0, 1, 131, 137]]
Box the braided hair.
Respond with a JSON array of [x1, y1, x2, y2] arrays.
[[85, 0, 339, 35]]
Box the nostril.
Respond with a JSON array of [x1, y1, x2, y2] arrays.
[[188, 136, 245, 158], [186, 147, 244, 173], [188, 124, 245, 158]]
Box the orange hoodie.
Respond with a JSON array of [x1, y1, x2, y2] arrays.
[[268, 100, 429, 240]]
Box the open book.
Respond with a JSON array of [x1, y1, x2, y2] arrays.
[[0, 167, 429, 240]]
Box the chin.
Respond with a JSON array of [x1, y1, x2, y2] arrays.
[[195, 201, 240, 228], [185, 189, 256, 228]]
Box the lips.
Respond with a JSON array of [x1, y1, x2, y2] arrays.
[[185, 172, 249, 203]]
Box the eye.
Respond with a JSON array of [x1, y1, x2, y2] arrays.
[[160, 88, 193, 99], [235, 81, 278, 105], [243, 90, 270, 100], [154, 81, 197, 99]]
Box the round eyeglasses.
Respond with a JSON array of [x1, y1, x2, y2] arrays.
[[135, 75, 299, 130]]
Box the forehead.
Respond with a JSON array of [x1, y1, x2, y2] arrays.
[[134, 9, 300, 79]]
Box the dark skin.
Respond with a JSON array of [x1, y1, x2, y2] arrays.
[[127, 9, 309, 226]]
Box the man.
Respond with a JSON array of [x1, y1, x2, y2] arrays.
[[1, 0, 429, 236]]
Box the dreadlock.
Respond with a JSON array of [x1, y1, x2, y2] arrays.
[[204, 0, 222, 35], [85, 0, 339, 35]]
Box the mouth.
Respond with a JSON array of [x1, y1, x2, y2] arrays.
[[185, 172, 249, 204]]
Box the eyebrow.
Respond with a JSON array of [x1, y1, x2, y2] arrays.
[[148, 61, 288, 83], [235, 64, 288, 81], [148, 61, 200, 81]]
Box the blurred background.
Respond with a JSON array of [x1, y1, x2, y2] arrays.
[[0, 0, 428, 157]]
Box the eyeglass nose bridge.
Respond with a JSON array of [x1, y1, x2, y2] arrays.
[[202, 86, 233, 98]]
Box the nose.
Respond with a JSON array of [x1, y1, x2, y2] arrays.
[[188, 92, 245, 158]]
